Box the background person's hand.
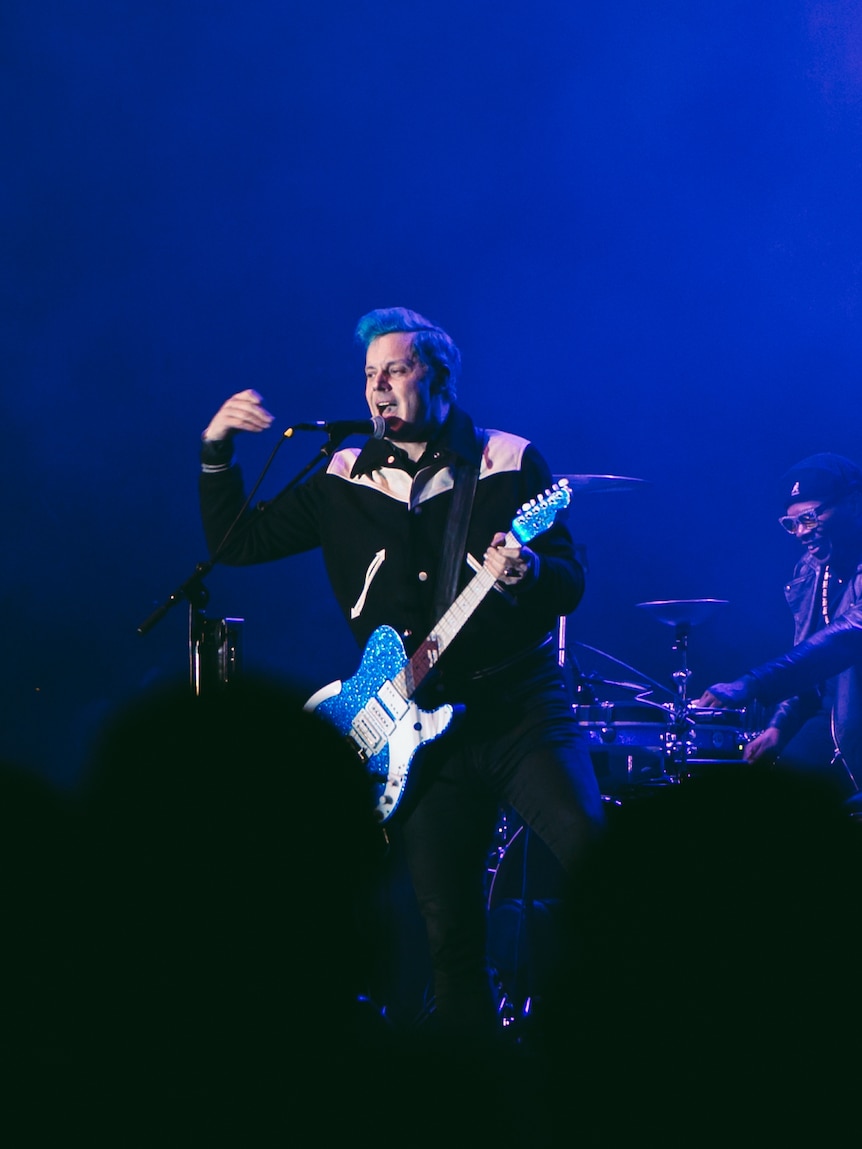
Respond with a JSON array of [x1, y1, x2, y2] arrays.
[[694, 679, 753, 709], [742, 726, 782, 764]]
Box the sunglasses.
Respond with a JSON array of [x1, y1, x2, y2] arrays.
[[778, 499, 837, 535]]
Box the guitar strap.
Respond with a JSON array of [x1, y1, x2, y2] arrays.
[[433, 435, 483, 620]]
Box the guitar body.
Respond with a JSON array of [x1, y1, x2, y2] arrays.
[[304, 625, 454, 823], [305, 481, 571, 823]]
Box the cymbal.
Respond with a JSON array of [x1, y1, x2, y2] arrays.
[[636, 599, 729, 629], [577, 674, 652, 693], [553, 474, 649, 493]]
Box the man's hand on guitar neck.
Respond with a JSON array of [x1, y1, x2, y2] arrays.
[[483, 532, 538, 589]]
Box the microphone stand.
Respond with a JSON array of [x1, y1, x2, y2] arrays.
[[136, 423, 360, 693]]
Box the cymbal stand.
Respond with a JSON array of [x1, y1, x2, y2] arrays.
[[636, 600, 729, 784], [664, 622, 696, 782]]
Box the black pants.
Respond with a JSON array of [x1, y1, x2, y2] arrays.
[[399, 643, 605, 1035]]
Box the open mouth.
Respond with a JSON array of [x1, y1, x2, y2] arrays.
[[806, 536, 830, 558]]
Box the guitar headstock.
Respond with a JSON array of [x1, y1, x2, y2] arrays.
[[511, 479, 572, 545]]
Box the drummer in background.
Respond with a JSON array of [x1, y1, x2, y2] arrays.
[[695, 453, 862, 801]]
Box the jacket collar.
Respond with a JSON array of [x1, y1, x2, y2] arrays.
[[351, 406, 483, 477]]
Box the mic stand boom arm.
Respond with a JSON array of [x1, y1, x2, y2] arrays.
[[135, 424, 356, 689]]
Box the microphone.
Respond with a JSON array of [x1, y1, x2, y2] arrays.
[[284, 416, 387, 441]]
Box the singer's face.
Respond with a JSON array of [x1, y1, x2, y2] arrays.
[[364, 332, 446, 442]]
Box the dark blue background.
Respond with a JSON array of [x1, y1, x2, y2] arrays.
[[3, 1, 861, 786]]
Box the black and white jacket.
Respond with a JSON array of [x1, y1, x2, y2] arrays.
[[200, 405, 585, 701]]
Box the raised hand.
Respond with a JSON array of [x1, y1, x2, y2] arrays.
[[202, 389, 274, 442]]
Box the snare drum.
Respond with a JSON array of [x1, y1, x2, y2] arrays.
[[685, 707, 748, 763], [574, 701, 670, 792], [576, 702, 750, 792]]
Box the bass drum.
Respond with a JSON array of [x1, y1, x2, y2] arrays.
[[485, 816, 565, 1011]]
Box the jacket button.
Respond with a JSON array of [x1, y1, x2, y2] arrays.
[[418, 571, 428, 581]]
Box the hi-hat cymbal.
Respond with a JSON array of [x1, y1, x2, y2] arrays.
[[553, 474, 649, 493], [636, 599, 729, 629]]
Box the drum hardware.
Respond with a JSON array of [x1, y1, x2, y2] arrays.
[[569, 639, 672, 702], [551, 471, 649, 660], [549, 469, 657, 775], [567, 615, 750, 793], [553, 474, 648, 681], [485, 812, 563, 1032], [580, 697, 752, 797], [573, 674, 661, 705], [636, 599, 730, 782], [575, 699, 671, 790], [190, 615, 244, 695], [565, 639, 676, 793]]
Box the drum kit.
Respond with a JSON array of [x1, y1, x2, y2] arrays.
[[554, 472, 755, 795], [572, 596, 753, 797], [486, 473, 759, 1035]]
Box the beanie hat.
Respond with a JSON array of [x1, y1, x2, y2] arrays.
[[780, 453, 862, 510]]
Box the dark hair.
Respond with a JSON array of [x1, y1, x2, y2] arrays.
[[354, 307, 460, 401]]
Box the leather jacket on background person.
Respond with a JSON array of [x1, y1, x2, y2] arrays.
[[742, 551, 862, 789]]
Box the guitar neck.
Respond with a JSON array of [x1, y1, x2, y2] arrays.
[[396, 530, 517, 698]]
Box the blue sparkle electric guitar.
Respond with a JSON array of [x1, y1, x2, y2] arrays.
[[304, 481, 572, 823]]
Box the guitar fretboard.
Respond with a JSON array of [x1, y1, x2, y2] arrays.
[[394, 530, 517, 698]]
